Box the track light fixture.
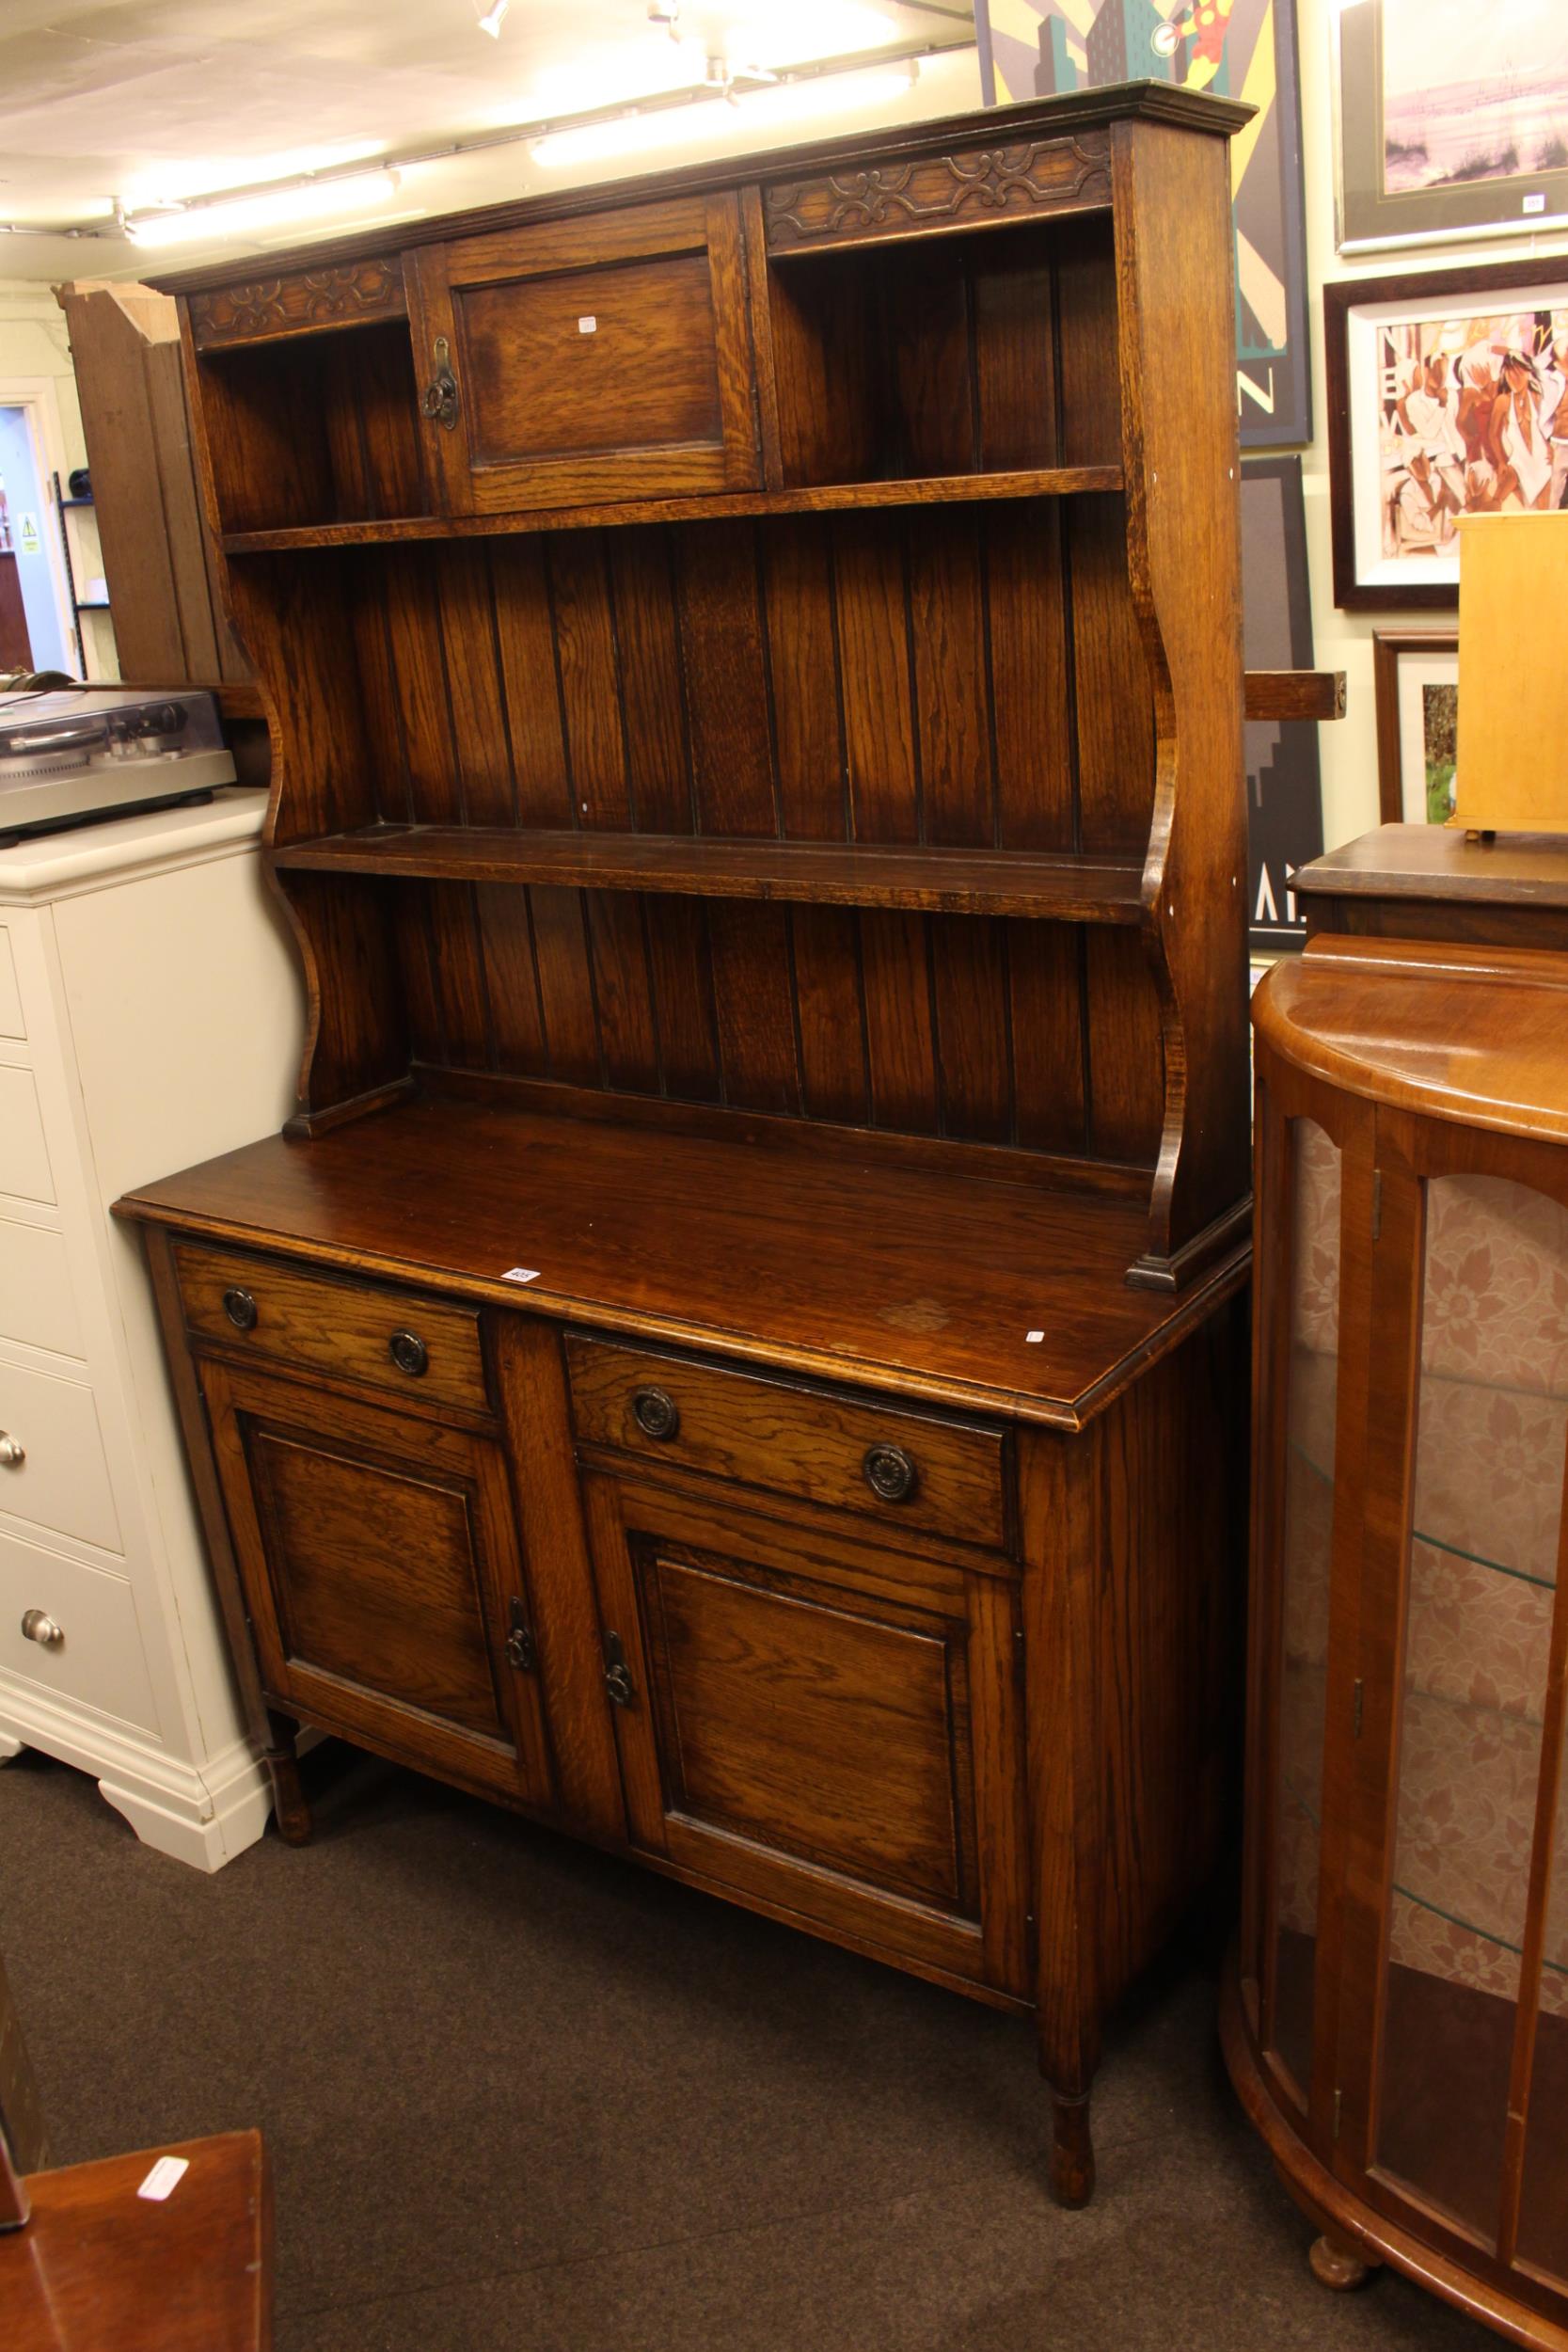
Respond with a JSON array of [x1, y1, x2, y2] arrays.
[[477, 0, 509, 36]]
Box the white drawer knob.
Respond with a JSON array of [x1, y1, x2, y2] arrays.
[[0, 1431, 23, 1467], [21, 1609, 62, 1648]]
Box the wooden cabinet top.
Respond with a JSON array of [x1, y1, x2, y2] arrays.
[[1296, 823, 1568, 911], [1255, 934, 1568, 1143], [148, 83, 1251, 306]]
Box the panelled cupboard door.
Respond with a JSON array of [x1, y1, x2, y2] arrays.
[[583, 1472, 1029, 1998], [408, 195, 761, 513], [198, 1359, 551, 1806]]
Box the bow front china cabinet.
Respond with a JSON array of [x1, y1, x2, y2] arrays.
[[1228, 842, 1568, 2342], [115, 86, 1255, 2208]]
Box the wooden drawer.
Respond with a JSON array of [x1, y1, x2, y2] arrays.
[[567, 1337, 1007, 1552], [174, 1244, 489, 1414]]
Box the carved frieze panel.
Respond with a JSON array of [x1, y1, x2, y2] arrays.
[[763, 134, 1113, 251], [188, 257, 406, 347]]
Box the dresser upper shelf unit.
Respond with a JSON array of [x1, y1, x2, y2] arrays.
[[157, 81, 1253, 1292]]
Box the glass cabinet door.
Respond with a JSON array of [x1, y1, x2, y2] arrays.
[[1372, 1171, 1568, 2269], [1264, 1114, 1344, 2107]]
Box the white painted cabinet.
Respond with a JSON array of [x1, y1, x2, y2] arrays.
[[0, 791, 304, 1867]]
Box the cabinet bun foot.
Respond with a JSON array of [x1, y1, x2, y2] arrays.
[[1308, 2233, 1375, 2293], [265, 1748, 313, 1846], [1048, 2089, 1096, 2208]]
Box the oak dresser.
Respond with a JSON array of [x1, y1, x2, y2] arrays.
[[116, 83, 1253, 2204]]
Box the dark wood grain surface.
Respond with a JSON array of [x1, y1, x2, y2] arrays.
[[117, 1096, 1244, 1426]]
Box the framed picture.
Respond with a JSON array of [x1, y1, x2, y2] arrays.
[[1243, 456, 1324, 951], [1324, 257, 1568, 610], [1336, 0, 1568, 256], [973, 0, 1311, 446], [1373, 629, 1460, 823]]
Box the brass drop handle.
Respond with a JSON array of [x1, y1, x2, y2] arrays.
[[0, 1432, 23, 1468], [420, 335, 460, 430], [389, 1330, 429, 1377], [21, 1609, 62, 1649], [632, 1386, 679, 1441], [863, 1443, 917, 1503], [223, 1288, 258, 1331], [603, 1629, 636, 1708]]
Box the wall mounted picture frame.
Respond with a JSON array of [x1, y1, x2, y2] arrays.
[[1336, 0, 1568, 256], [974, 0, 1311, 445], [1243, 455, 1324, 950], [1324, 257, 1568, 611], [1372, 628, 1460, 822]]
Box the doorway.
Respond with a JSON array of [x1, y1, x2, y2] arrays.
[[0, 400, 74, 676]]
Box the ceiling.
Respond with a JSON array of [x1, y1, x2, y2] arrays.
[[0, 0, 981, 279]]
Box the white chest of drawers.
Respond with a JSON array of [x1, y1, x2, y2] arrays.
[[0, 791, 304, 1867]]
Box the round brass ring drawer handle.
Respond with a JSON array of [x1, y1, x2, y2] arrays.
[[863, 1443, 917, 1503], [21, 1608, 63, 1649], [222, 1287, 259, 1331], [389, 1330, 429, 1377], [632, 1386, 679, 1441]]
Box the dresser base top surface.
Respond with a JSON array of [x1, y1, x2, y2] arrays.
[[115, 1094, 1245, 1427]]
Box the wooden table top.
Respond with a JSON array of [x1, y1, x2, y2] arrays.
[[2, 2132, 270, 2352], [116, 1094, 1248, 1428], [1297, 825, 1568, 905]]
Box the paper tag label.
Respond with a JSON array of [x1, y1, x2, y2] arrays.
[[578, 315, 597, 333], [1024, 1329, 1044, 1344], [1525, 193, 1546, 214], [137, 2155, 189, 2201], [502, 1266, 540, 1284]]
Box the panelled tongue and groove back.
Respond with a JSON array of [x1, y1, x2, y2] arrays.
[[116, 83, 1254, 2213]]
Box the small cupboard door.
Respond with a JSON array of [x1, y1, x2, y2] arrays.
[[199, 1359, 551, 1806], [583, 1473, 1028, 1997], [408, 194, 761, 513]]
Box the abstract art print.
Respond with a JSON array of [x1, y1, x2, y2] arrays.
[[1338, 0, 1568, 254], [974, 0, 1310, 444], [1326, 260, 1568, 608]]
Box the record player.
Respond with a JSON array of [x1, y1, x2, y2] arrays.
[[0, 687, 237, 847]]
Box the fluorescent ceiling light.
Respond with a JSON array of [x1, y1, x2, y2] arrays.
[[120, 140, 387, 211], [531, 103, 726, 168], [124, 169, 400, 248], [532, 58, 918, 168], [723, 2, 900, 71], [736, 60, 916, 124]]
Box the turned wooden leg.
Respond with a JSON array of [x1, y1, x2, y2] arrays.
[[1047, 2086, 1096, 2209], [264, 1715, 312, 1845], [1308, 2231, 1375, 2292]]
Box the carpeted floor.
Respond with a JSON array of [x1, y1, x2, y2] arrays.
[[2, 1740, 1496, 2352]]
